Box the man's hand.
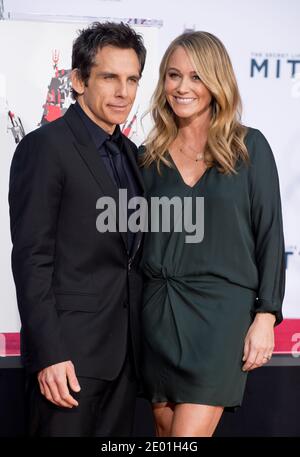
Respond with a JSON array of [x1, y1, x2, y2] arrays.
[[242, 312, 276, 372], [37, 361, 81, 408]]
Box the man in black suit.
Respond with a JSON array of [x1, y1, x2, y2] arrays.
[[9, 22, 146, 436]]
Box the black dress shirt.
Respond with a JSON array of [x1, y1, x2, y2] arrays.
[[73, 102, 140, 254]]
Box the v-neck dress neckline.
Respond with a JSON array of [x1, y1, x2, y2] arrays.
[[167, 151, 209, 189]]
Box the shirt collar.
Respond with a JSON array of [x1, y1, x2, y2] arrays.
[[74, 101, 121, 150]]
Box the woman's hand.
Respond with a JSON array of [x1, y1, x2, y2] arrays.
[[242, 313, 276, 371]]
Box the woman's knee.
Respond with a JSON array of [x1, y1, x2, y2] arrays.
[[152, 402, 174, 437], [171, 403, 223, 437]]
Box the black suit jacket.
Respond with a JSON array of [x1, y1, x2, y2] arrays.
[[9, 104, 144, 380]]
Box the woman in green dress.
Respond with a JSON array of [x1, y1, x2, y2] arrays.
[[139, 31, 285, 437]]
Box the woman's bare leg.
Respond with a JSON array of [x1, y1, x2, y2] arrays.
[[171, 403, 224, 437], [152, 402, 175, 437]]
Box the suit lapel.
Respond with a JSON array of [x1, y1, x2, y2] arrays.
[[122, 137, 145, 260], [122, 139, 145, 196], [64, 105, 128, 251]]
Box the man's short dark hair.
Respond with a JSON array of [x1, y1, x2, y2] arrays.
[[71, 21, 146, 99]]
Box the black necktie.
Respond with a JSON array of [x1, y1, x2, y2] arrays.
[[105, 137, 135, 253], [105, 138, 128, 189]]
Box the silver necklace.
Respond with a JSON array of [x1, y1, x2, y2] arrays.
[[178, 142, 204, 162]]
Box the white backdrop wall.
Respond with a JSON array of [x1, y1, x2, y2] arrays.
[[0, 0, 299, 332], [0, 18, 159, 331]]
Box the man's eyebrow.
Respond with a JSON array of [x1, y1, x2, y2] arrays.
[[129, 74, 141, 79], [96, 71, 141, 79], [96, 71, 117, 77]]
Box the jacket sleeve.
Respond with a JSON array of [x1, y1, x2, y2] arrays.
[[9, 132, 70, 372], [248, 129, 285, 326]]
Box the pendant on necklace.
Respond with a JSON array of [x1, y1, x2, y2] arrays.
[[196, 153, 204, 161]]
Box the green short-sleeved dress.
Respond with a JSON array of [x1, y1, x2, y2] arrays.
[[139, 128, 285, 409]]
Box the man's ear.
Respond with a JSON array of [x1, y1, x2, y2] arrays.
[[71, 69, 85, 96]]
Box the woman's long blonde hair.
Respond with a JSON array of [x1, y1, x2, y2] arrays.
[[141, 31, 248, 174]]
